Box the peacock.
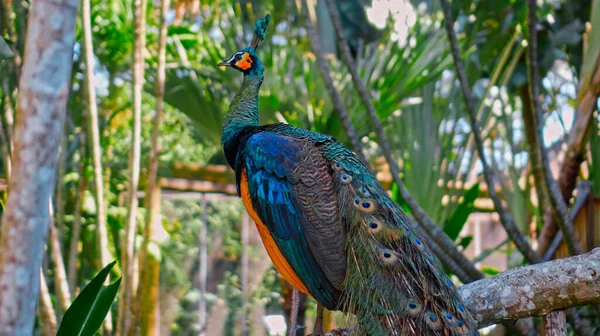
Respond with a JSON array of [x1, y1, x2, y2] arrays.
[[219, 14, 478, 336]]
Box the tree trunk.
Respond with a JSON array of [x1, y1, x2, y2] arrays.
[[0, 0, 76, 331], [48, 200, 72, 313], [38, 269, 58, 336], [117, 0, 147, 332]]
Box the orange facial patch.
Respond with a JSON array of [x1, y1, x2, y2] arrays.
[[236, 52, 253, 70]]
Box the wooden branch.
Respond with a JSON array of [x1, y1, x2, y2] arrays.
[[439, 0, 541, 265], [159, 177, 238, 195], [526, 0, 584, 256], [322, 0, 482, 283], [461, 247, 600, 327], [0, 0, 76, 331], [316, 248, 600, 335]]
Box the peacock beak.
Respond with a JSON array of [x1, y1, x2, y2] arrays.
[[217, 60, 231, 67]]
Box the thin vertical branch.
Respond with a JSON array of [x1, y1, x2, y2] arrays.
[[525, 0, 583, 256], [320, 0, 483, 282], [118, 0, 147, 331], [38, 270, 58, 336], [48, 199, 72, 313], [67, 135, 86, 295], [520, 86, 550, 224], [199, 193, 208, 334], [82, 0, 111, 274], [55, 133, 68, 235], [439, 0, 541, 265], [81, 0, 114, 331], [240, 212, 249, 336]]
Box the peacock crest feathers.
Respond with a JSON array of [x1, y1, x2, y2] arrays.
[[326, 152, 478, 336]]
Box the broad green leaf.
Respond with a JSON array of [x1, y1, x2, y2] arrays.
[[57, 260, 122, 336], [443, 183, 480, 241]]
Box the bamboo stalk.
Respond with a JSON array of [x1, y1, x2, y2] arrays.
[[117, 0, 147, 331], [136, 0, 169, 333]]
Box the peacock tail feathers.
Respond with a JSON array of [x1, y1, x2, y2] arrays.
[[325, 148, 478, 336]]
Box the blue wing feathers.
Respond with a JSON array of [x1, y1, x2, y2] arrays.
[[242, 132, 341, 309]]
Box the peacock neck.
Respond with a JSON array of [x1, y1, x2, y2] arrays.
[[222, 74, 263, 145]]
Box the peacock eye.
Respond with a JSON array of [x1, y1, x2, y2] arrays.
[[235, 53, 243, 60]]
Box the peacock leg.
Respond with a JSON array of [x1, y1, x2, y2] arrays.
[[312, 304, 325, 336]]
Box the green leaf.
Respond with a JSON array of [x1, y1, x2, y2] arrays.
[[481, 265, 501, 276], [57, 260, 122, 336], [0, 38, 13, 60], [457, 235, 473, 250], [443, 183, 480, 241]]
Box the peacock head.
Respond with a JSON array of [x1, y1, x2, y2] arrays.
[[218, 14, 270, 77], [218, 47, 262, 76]]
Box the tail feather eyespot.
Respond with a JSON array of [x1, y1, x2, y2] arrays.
[[406, 300, 422, 316], [340, 173, 353, 184], [377, 248, 398, 265], [424, 311, 442, 330], [355, 198, 376, 213], [332, 162, 344, 172], [367, 218, 383, 234]]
